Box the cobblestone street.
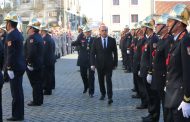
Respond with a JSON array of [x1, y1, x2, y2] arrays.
[[2, 53, 148, 122]]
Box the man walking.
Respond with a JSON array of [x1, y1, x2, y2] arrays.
[[91, 25, 118, 105]]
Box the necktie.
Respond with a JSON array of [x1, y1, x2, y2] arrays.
[[104, 38, 106, 48]]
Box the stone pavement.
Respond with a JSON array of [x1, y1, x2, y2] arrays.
[[2, 52, 161, 122]]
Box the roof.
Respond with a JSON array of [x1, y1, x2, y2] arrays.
[[155, 1, 190, 15]]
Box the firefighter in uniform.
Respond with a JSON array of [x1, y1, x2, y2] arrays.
[[135, 22, 148, 109], [72, 26, 95, 96], [83, 26, 95, 97], [131, 23, 141, 98], [143, 14, 172, 122], [0, 23, 6, 122], [140, 16, 160, 121], [0, 23, 8, 83], [40, 22, 56, 95], [164, 4, 190, 122], [123, 25, 132, 73], [4, 11, 25, 121], [75, 25, 84, 67], [24, 18, 44, 106]]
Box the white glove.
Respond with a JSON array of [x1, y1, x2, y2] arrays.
[[91, 66, 95, 71], [138, 71, 141, 76], [127, 50, 130, 54], [27, 65, 34, 71], [7, 70, 14, 79], [164, 87, 166, 92], [146, 74, 152, 84], [1, 71, 4, 75], [178, 101, 190, 118]]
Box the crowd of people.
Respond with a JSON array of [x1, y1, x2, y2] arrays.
[[0, 3, 189, 122]]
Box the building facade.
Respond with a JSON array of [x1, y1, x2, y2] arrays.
[[102, 0, 190, 33], [103, 0, 153, 33], [0, 0, 85, 37]]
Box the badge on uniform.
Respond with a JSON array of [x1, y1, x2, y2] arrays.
[[7, 41, 12, 47], [30, 39, 34, 43], [187, 46, 190, 55], [153, 43, 157, 48]]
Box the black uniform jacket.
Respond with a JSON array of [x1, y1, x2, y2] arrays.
[[24, 33, 44, 70], [165, 30, 190, 108]]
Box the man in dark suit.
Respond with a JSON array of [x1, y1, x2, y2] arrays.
[[91, 25, 118, 105]]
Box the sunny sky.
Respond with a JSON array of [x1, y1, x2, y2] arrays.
[[80, 0, 102, 21]]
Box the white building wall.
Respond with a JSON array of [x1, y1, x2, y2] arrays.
[[103, 0, 153, 33]]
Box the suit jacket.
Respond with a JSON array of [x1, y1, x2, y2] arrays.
[[90, 36, 118, 71]]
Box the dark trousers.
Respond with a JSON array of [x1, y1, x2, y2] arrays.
[[9, 71, 24, 118], [88, 69, 95, 95], [43, 65, 54, 92], [97, 68, 113, 99], [147, 89, 161, 121], [139, 77, 149, 106], [26, 69, 43, 104], [80, 66, 89, 90], [51, 64, 55, 89], [126, 54, 132, 71], [166, 108, 190, 122], [133, 73, 140, 95], [0, 71, 3, 122]]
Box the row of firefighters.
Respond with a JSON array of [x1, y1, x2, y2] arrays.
[[0, 11, 57, 121], [120, 4, 190, 122]]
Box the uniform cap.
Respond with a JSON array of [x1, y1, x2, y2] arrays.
[[168, 4, 190, 25], [27, 18, 41, 30], [4, 11, 18, 22]]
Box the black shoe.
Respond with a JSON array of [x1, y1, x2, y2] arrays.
[[27, 101, 42, 106], [136, 104, 148, 109], [83, 88, 88, 94], [99, 95, 105, 100], [131, 88, 136, 92], [7, 117, 24, 121], [131, 94, 140, 98], [142, 113, 159, 122], [89, 94, 94, 98], [44, 90, 52, 95], [108, 99, 113, 105], [142, 116, 159, 122]]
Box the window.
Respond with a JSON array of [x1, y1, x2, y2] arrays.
[[112, 15, 120, 23], [131, 14, 138, 22], [22, 0, 30, 3], [49, 12, 57, 17], [113, 0, 119, 5], [131, 0, 138, 5]]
